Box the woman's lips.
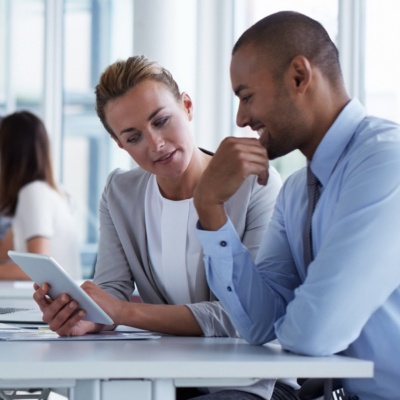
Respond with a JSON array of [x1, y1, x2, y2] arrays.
[[154, 149, 177, 163]]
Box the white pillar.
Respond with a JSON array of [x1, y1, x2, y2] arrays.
[[194, 0, 235, 151], [133, 0, 197, 98], [43, 0, 64, 178], [338, 0, 366, 103]]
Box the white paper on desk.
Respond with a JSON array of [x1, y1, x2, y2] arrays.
[[0, 322, 33, 331], [0, 330, 161, 341]]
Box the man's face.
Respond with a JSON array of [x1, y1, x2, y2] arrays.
[[230, 44, 308, 160]]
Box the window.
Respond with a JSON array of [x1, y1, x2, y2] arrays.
[[62, 0, 133, 274], [0, 0, 45, 115], [0, 0, 133, 277], [364, 0, 400, 123]]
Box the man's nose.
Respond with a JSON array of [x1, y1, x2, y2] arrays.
[[236, 104, 250, 128]]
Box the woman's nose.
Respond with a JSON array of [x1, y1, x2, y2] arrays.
[[148, 131, 165, 151]]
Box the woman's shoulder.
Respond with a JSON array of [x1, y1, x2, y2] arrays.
[[15, 180, 71, 216], [18, 180, 53, 198], [102, 167, 153, 204], [105, 167, 151, 187]]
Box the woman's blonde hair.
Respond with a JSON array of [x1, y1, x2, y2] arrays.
[[95, 55, 181, 138]]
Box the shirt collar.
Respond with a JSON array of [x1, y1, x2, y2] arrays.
[[310, 99, 367, 187]]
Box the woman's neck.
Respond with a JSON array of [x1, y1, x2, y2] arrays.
[[156, 148, 212, 201]]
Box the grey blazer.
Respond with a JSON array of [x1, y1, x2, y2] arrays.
[[94, 165, 282, 337]]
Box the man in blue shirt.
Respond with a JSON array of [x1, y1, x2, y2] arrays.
[[194, 11, 400, 400]]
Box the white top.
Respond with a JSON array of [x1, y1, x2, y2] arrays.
[[144, 176, 278, 397], [12, 181, 82, 279], [145, 175, 208, 305]]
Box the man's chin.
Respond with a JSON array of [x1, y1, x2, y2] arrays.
[[267, 148, 292, 160]]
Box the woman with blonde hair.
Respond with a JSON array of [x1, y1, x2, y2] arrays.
[[0, 111, 81, 280]]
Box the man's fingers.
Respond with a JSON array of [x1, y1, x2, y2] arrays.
[[257, 169, 269, 186]]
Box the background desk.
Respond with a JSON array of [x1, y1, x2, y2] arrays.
[[0, 336, 373, 400], [0, 281, 36, 309]]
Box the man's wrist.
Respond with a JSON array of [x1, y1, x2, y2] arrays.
[[196, 203, 227, 231]]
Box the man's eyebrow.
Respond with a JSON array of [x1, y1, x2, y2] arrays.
[[234, 84, 248, 97], [119, 107, 165, 136]]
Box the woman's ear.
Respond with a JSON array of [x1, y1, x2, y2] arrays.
[[181, 92, 194, 121]]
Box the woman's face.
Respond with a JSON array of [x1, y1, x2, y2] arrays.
[[105, 80, 195, 179]]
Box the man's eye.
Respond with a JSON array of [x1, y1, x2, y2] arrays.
[[154, 116, 169, 127], [242, 95, 252, 103]]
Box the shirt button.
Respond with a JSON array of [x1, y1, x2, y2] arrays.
[[220, 241, 227, 247], [227, 286, 232, 292]]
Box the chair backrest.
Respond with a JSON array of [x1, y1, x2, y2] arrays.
[[297, 378, 345, 400]]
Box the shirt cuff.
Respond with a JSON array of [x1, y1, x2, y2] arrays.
[[196, 218, 243, 257]]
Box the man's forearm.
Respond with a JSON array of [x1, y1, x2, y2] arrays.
[[194, 202, 227, 231]]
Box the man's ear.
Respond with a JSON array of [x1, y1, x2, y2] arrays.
[[181, 92, 194, 121], [288, 55, 312, 94]]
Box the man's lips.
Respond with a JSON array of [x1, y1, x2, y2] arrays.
[[254, 127, 266, 137], [250, 124, 267, 137], [250, 121, 267, 137]]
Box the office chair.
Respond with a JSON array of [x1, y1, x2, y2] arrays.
[[297, 378, 347, 400]]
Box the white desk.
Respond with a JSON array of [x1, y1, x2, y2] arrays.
[[0, 281, 35, 299], [0, 336, 373, 400], [0, 281, 36, 309]]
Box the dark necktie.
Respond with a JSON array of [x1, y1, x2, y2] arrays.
[[303, 165, 321, 267]]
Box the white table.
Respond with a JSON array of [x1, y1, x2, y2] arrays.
[[0, 281, 35, 299], [0, 281, 36, 309], [0, 336, 373, 400]]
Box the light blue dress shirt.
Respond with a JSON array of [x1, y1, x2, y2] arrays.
[[197, 99, 400, 400]]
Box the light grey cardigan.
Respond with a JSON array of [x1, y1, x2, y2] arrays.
[[94, 165, 282, 337]]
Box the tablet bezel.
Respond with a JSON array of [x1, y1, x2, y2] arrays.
[[8, 251, 113, 325]]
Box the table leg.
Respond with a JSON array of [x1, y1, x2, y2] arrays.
[[153, 379, 175, 400], [70, 380, 100, 400]]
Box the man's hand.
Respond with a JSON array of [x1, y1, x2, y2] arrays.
[[194, 137, 269, 230]]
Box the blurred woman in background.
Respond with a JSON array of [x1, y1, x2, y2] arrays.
[[0, 111, 81, 280]]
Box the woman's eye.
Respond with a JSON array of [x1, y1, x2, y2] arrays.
[[154, 116, 169, 128], [242, 95, 252, 103], [127, 133, 142, 144]]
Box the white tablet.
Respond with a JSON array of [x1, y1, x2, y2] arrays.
[[8, 251, 113, 325]]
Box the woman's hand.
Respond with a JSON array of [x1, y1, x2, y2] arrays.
[[33, 282, 104, 337], [80, 281, 124, 325]]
